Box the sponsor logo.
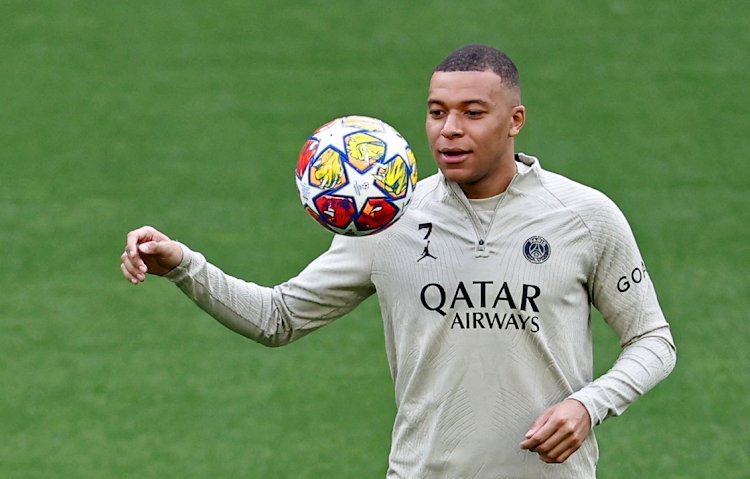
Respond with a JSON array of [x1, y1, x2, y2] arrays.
[[617, 262, 648, 292], [450, 311, 540, 332], [523, 236, 550, 264], [420, 281, 542, 332], [420, 281, 541, 316]]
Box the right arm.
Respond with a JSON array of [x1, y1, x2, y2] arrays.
[[121, 226, 377, 347]]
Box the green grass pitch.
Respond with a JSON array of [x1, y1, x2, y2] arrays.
[[0, 1, 747, 477]]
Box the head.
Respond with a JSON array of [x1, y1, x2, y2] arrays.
[[434, 44, 521, 102], [427, 45, 526, 198]]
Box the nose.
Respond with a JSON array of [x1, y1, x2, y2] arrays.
[[441, 113, 463, 138]]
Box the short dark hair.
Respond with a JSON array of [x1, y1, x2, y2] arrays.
[[435, 44, 520, 91]]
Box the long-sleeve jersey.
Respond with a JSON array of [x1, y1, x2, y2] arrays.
[[166, 153, 676, 478]]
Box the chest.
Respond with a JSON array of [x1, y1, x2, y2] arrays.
[[373, 201, 593, 305]]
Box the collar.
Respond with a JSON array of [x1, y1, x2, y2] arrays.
[[437, 152, 543, 199]]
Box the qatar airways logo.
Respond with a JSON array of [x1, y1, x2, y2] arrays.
[[420, 281, 542, 332]]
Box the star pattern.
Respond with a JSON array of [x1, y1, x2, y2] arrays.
[[332, 161, 389, 213]]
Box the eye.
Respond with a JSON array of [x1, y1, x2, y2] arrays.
[[428, 109, 445, 118], [466, 110, 485, 118]]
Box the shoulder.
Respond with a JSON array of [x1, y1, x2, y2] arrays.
[[411, 173, 445, 204], [387, 172, 451, 225], [515, 155, 640, 268], [517, 153, 628, 229], [402, 172, 457, 222]]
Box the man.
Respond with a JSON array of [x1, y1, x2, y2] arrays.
[[121, 45, 676, 478]]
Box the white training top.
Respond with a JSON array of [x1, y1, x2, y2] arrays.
[[166, 153, 676, 479]]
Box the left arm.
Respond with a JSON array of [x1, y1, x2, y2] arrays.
[[571, 199, 676, 425], [522, 198, 677, 462]]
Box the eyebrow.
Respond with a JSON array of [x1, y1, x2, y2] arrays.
[[427, 98, 492, 107]]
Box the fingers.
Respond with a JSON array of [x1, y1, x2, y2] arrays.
[[519, 411, 553, 455], [121, 245, 149, 284], [522, 422, 580, 463], [520, 399, 591, 464], [539, 436, 579, 463], [121, 226, 172, 284], [124, 227, 155, 275], [125, 226, 169, 258]]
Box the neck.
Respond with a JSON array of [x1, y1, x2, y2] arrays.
[[461, 155, 518, 199]]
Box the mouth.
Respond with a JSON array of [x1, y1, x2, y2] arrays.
[[439, 148, 471, 164]]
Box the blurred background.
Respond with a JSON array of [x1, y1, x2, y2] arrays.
[[1, 1, 747, 477]]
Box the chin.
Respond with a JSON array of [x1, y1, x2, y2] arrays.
[[438, 165, 474, 183]]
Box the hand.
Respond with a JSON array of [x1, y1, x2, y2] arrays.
[[520, 399, 591, 464], [120, 226, 183, 284]]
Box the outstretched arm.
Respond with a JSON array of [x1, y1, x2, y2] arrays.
[[119, 227, 378, 347]]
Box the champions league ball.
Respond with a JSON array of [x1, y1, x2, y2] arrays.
[[295, 115, 418, 236]]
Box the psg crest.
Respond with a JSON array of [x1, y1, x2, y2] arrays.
[[523, 236, 551, 264]]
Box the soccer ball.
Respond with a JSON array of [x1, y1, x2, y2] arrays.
[[295, 115, 418, 236]]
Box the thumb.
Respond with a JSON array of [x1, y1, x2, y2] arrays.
[[138, 241, 160, 255], [137, 240, 183, 274], [138, 240, 176, 257]]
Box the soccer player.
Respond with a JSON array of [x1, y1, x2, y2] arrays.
[[120, 44, 676, 478]]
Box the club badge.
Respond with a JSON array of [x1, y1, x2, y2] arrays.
[[523, 236, 551, 264]]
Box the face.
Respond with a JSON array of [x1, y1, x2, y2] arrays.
[[426, 70, 525, 198]]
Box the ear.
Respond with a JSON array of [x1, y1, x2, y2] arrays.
[[509, 105, 526, 137]]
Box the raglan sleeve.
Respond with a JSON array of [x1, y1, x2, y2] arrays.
[[568, 197, 677, 426], [164, 234, 377, 347]]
